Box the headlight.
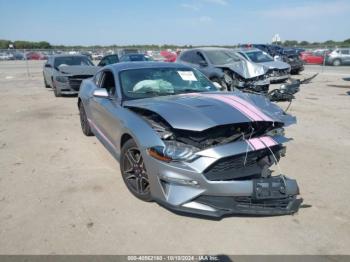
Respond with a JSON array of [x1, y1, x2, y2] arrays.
[[266, 128, 285, 137], [148, 141, 199, 162], [55, 76, 68, 83]]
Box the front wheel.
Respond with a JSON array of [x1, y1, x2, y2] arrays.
[[53, 81, 61, 97], [79, 102, 94, 136], [120, 139, 152, 202], [333, 59, 341, 66], [43, 74, 50, 88]]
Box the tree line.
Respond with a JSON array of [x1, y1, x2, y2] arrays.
[[1, 38, 349, 50]]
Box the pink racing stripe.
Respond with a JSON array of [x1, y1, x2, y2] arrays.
[[88, 119, 116, 150], [202, 94, 262, 121], [226, 95, 273, 122], [248, 138, 266, 150], [259, 136, 277, 147]]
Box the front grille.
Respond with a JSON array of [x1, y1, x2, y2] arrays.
[[203, 146, 281, 181], [196, 195, 292, 210], [270, 68, 289, 76], [68, 75, 93, 91]]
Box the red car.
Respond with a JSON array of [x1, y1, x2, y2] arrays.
[[26, 51, 46, 60], [160, 50, 177, 62], [300, 51, 324, 64]]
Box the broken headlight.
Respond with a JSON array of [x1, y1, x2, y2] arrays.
[[148, 141, 199, 162], [266, 128, 285, 137]]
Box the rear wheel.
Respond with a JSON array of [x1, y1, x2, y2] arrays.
[[333, 59, 341, 66], [79, 102, 94, 136], [120, 139, 152, 202]]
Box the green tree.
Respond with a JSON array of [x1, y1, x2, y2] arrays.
[[0, 39, 12, 49]]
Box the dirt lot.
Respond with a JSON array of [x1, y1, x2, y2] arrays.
[[0, 61, 349, 254]]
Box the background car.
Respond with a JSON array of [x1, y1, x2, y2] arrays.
[[77, 62, 302, 217], [97, 54, 120, 67], [177, 47, 270, 93], [119, 53, 151, 62], [236, 48, 290, 82], [0, 52, 14, 60], [43, 54, 98, 97], [251, 44, 304, 74], [26, 51, 46, 60], [325, 48, 350, 66], [159, 50, 177, 62], [300, 51, 325, 64]]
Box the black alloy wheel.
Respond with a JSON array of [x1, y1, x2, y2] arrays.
[[121, 139, 152, 201]]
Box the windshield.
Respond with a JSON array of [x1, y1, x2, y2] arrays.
[[120, 67, 217, 100], [204, 50, 241, 65], [54, 56, 94, 67], [244, 51, 274, 63]]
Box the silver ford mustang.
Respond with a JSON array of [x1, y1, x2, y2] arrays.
[[78, 62, 302, 218]]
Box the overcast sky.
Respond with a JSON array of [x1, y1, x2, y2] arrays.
[[0, 0, 349, 46]]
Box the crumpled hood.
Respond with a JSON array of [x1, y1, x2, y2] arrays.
[[259, 60, 291, 70], [124, 91, 295, 132], [58, 65, 98, 75], [216, 60, 268, 79]]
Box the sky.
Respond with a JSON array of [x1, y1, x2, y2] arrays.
[[0, 0, 349, 46]]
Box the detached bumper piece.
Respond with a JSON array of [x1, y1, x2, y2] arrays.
[[188, 176, 302, 217]]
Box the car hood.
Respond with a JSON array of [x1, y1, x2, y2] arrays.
[[258, 61, 291, 70], [215, 60, 268, 79], [58, 65, 98, 75], [124, 91, 295, 132]]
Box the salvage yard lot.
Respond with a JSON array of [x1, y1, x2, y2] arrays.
[[0, 61, 349, 254]]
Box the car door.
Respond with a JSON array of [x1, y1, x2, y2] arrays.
[[341, 49, 350, 64], [89, 70, 123, 154]]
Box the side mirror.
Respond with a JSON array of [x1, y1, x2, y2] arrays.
[[199, 61, 208, 67], [93, 88, 109, 98], [45, 63, 51, 68], [98, 62, 105, 67]]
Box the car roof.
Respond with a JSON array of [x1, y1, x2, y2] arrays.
[[51, 54, 87, 58], [187, 47, 231, 52], [233, 48, 261, 53], [107, 62, 193, 72]]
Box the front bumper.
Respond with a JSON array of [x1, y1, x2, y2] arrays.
[[54, 81, 79, 94], [143, 137, 302, 218]]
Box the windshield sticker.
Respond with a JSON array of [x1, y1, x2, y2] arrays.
[[178, 71, 197, 81]]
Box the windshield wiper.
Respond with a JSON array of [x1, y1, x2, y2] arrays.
[[127, 90, 174, 96], [175, 88, 206, 94]]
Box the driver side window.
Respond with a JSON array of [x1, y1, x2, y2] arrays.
[[192, 52, 206, 65], [99, 71, 116, 96]]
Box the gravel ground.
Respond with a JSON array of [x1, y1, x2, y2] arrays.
[[0, 61, 349, 254]]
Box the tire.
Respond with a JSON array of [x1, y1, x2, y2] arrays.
[[79, 102, 94, 136], [333, 59, 341, 66], [53, 82, 61, 97], [43, 74, 50, 88], [120, 139, 152, 202]]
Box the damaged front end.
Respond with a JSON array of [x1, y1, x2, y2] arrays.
[[217, 60, 270, 94], [125, 93, 302, 217]]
